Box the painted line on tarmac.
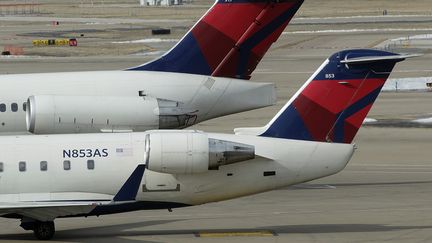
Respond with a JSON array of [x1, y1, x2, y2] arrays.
[[255, 69, 432, 74], [255, 71, 311, 74], [395, 70, 432, 73], [352, 164, 432, 167], [294, 15, 432, 20], [197, 230, 275, 237], [348, 170, 432, 174], [284, 28, 432, 34]]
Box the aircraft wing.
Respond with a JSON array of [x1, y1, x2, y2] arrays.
[[0, 200, 108, 221]]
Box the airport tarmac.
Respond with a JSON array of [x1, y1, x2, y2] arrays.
[[0, 1, 432, 242]]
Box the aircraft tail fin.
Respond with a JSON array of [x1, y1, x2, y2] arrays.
[[128, 0, 304, 79], [236, 49, 416, 143]]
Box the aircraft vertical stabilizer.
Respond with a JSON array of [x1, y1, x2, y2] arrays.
[[236, 49, 416, 143], [129, 0, 304, 79]]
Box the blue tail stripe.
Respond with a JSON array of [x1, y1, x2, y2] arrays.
[[129, 33, 212, 75], [260, 105, 313, 140], [332, 85, 383, 143]]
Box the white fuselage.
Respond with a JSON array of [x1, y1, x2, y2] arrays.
[[0, 71, 275, 134], [0, 131, 354, 213]]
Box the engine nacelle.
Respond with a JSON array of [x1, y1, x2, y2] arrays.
[[145, 131, 255, 174], [26, 95, 196, 134]]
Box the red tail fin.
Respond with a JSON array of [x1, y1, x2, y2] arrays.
[[129, 0, 304, 79], [258, 49, 415, 143]]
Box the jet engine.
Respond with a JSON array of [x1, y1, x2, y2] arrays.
[[145, 131, 255, 174], [26, 95, 196, 134]]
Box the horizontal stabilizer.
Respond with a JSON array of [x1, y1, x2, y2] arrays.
[[341, 53, 420, 65]]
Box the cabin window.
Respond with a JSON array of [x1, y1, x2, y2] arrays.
[[0, 104, 6, 112], [40, 161, 48, 171], [19, 161, 26, 172], [63, 160, 71, 170], [87, 159, 95, 170], [22, 102, 26, 112], [0, 162, 3, 172], [11, 103, 18, 112]]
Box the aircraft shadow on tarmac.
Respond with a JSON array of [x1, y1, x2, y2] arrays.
[[288, 180, 432, 190], [1, 219, 432, 242], [2, 180, 432, 242]]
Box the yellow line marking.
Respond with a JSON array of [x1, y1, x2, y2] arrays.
[[198, 231, 274, 237]]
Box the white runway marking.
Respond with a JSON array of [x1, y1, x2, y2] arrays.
[[284, 28, 432, 34], [255, 70, 432, 74], [294, 15, 432, 20], [413, 117, 432, 124], [113, 38, 179, 44], [389, 34, 432, 42], [395, 70, 432, 73], [349, 171, 432, 174], [352, 164, 432, 167], [255, 71, 312, 74], [0, 16, 190, 24]]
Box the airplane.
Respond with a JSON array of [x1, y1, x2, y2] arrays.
[[0, 0, 304, 135], [0, 49, 414, 240]]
